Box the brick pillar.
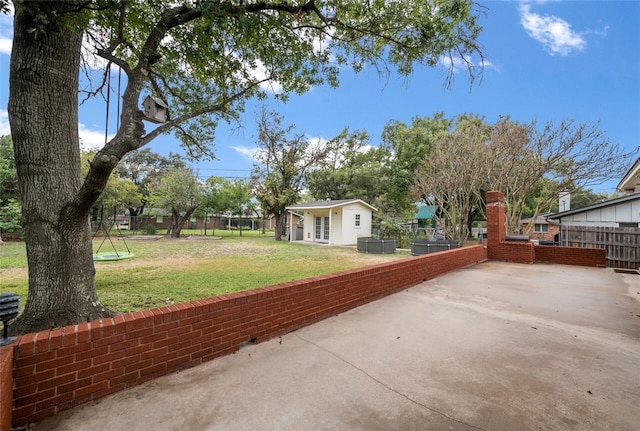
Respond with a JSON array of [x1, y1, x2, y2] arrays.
[[486, 191, 505, 260], [0, 345, 14, 431]]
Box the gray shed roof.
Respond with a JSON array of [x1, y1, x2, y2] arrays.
[[286, 199, 377, 211]]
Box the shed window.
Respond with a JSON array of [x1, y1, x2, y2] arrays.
[[354, 214, 361, 227], [534, 224, 548, 233]]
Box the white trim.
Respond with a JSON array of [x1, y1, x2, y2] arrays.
[[286, 199, 377, 212]]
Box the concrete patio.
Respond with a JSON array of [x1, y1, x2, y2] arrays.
[[33, 261, 640, 431]]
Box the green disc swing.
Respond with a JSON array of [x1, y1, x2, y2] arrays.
[[93, 63, 134, 262], [93, 204, 134, 261]]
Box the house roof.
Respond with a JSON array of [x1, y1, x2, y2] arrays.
[[270, 211, 303, 219], [415, 205, 437, 219], [520, 214, 559, 225], [546, 192, 640, 220], [286, 199, 377, 211], [617, 156, 640, 193]]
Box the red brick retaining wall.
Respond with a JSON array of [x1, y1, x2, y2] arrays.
[[0, 346, 13, 431], [3, 191, 609, 427], [534, 245, 606, 267], [486, 191, 535, 264], [490, 241, 535, 264], [485, 191, 605, 267], [9, 245, 487, 427]]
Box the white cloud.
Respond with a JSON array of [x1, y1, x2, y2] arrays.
[[223, 50, 284, 95], [440, 55, 467, 73], [231, 145, 258, 161], [307, 135, 329, 149], [0, 36, 11, 55], [253, 59, 284, 94], [0, 115, 110, 150], [0, 109, 9, 135], [79, 123, 112, 150], [440, 56, 497, 74], [482, 60, 501, 73], [519, 3, 586, 56], [231, 135, 330, 164]]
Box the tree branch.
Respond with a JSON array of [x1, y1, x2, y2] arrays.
[[140, 80, 265, 145]]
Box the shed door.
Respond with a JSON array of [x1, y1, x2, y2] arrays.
[[315, 216, 329, 241]]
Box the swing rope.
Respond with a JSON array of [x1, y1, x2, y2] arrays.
[[104, 62, 111, 146], [113, 206, 132, 255], [94, 205, 120, 256], [92, 63, 133, 260], [116, 65, 121, 129]]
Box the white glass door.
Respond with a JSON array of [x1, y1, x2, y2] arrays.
[[315, 216, 330, 241]]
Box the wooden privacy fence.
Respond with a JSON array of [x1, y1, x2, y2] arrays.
[[560, 226, 640, 269]]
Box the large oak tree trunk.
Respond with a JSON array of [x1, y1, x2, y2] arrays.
[[8, 2, 113, 335]]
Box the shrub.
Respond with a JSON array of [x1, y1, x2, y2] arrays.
[[141, 224, 158, 235], [0, 198, 22, 233], [395, 233, 412, 249]]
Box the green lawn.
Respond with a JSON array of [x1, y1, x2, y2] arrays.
[[0, 236, 410, 313]]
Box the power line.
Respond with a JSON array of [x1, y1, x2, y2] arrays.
[[195, 175, 251, 180], [193, 168, 252, 172]]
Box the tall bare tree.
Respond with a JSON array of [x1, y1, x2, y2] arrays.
[[487, 118, 633, 234]]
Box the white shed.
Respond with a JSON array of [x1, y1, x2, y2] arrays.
[[286, 199, 377, 246], [547, 193, 640, 228]]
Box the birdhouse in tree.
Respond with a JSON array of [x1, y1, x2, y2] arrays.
[[142, 95, 169, 124]]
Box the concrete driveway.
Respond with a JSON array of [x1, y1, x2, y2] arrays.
[[34, 261, 640, 431]]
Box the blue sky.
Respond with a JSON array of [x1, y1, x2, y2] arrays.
[[0, 1, 638, 193]]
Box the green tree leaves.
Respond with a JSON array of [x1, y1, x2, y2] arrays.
[[306, 127, 391, 209], [0, 198, 22, 234], [7, 0, 485, 332], [251, 107, 330, 240], [148, 166, 202, 238], [0, 135, 18, 205], [203, 177, 255, 235]]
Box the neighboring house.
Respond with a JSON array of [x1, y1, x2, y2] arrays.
[[520, 214, 560, 242], [546, 193, 640, 228], [285, 199, 376, 246], [617, 156, 640, 194], [265, 212, 304, 231], [122, 208, 262, 232]]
